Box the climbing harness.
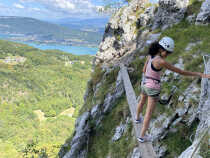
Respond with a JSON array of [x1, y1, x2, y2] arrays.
[[141, 74, 177, 105], [145, 76, 161, 83], [158, 85, 177, 105]]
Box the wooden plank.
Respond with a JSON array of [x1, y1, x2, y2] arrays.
[[120, 64, 157, 158]]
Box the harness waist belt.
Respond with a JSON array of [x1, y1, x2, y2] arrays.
[[145, 76, 161, 83]]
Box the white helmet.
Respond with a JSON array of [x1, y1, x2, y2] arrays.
[[159, 37, 174, 52]]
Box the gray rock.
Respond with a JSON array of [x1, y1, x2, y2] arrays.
[[83, 79, 92, 102], [185, 41, 203, 51], [103, 93, 115, 113], [196, 0, 210, 25], [114, 68, 125, 98], [63, 69, 125, 157], [136, 29, 150, 49], [176, 81, 200, 117], [93, 82, 102, 98], [103, 70, 124, 113], [129, 147, 141, 158], [94, 0, 147, 65], [161, 58, 184, 82], [154, 143, 167, 158], [112, 117, 131, 142], [173, 58, 184, 79], [179, 58, 210, 158], [186, 14, 197, 23], [138, 6, 156, 27], [149, 114, 170, 140], [91, 104, 100, 119], [150, 79, 201, 157], [63, 112, 90, 158], [112, 122, 126, 141], [145, 33, 162, 46], [152, 0, 189, 30]]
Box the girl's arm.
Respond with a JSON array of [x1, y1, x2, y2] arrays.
[[159, 59, 210, 78], [143, 56, 150, 74]]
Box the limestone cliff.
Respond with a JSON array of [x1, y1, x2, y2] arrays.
[[60, 0, 210, 158]]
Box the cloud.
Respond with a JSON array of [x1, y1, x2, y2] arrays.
[[13, 3, 25, 9], [0, 0, 107, 20], [31, 7, 41, 12], [20, 0, 101, 16], [54, 0, 75, 10]]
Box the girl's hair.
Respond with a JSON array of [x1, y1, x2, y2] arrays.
[[148, 42, 164, 57]]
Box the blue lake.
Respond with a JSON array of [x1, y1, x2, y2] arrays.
[[23, 42, 98, 55], [0, 34, 98, 55]]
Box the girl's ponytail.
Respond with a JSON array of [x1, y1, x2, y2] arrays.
[[148, 42, 163, 58]]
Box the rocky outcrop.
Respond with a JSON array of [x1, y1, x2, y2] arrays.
[[137, 6, 156, 28], [178, 58, 210, 158], [60, 68, 124, 158], [150, 79, 201, 157], [94, 0, 147, 65], [128, 147, 141, 158], [152, 0, 189, 30], [112, 117, 131, 142], [62, 112, 90, 158], [196, 0, 210, 25]]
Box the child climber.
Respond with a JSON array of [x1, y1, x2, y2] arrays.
[[135, 37, 210, 143]]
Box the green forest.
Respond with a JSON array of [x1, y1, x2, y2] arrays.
[[0, 40, 93, 157]]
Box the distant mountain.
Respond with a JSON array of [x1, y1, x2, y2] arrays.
[[0, 16, 103, 46], [53, 17, 109, 33]]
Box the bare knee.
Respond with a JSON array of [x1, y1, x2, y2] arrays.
[[138, 94, 147, 104], [144, 97, 157, 117]]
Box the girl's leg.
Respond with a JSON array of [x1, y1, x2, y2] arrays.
[[140, 96, 158, 137], [136, 93, 147, 120]]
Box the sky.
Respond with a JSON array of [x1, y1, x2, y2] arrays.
[[0, 0, 158, 20]]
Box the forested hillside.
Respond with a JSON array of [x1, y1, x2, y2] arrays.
[[0, 40, 93, 158]]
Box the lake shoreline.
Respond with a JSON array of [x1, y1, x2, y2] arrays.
[[0, 36, 98, 55]]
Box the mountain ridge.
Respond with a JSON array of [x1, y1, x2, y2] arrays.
[[0, 16, 102, 47]]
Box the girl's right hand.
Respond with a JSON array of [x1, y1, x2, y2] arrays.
[[201, 73, 210, 78]]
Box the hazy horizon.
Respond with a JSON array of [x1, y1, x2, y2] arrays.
[[0, 0, 158, 21]]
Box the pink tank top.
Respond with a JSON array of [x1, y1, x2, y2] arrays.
[[144, 56, 162, 90]]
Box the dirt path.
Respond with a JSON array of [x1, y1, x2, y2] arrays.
[[34, 110, 46, 122], [60, 107, 75, 117], [34, 107, 75, 122]]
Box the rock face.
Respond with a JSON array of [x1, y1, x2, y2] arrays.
[[112, 118, 130, 142], [60, 69, 124, 158], [62, 112, 90, 158], [94, 0, 147, 65], [196, 0, 210, 25], [129, 147, 141, 158], [137, 6, 156, 28], [152, 0, 189, 30], [149, 79, 201, 157], [178, 58, 210, 158]]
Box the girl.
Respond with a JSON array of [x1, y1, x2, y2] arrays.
[[135, 37, 210, 143]]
